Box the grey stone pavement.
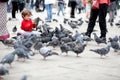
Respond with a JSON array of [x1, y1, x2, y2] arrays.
[[0, 7, 120, 80]]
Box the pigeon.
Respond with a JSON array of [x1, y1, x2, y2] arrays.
[[60, 36, 72, 43], [12, 25, 17, 33], [21, 75, 27, 80], [15, 47, 30, 61], [53, 19, 58, 22], [63, 18, 69, 24], [72, 42, 86, 57], [60, 42, 71, 55], [68, 21, 78, 29], [34, 17, 40, 27], [0, 52, 16, 66], [0, 65, 9, 79], [47, 34, 60, 48], [108, 38, 120, 52], [111, 36, 119, 42], [1, 39, 15, 47], [39, 46, 59, 60], [93, 33, 107, 45], [90, 45, 111, 58], [33, 41, 43, 51]]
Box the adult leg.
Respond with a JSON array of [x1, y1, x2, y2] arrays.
[[12, 2, 18, 18], [70, 1, 76, 18], [49, 4, 53, 20], [99, 4, 108, 38], [85, 9, 99, 37]]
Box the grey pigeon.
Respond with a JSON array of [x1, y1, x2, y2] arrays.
[[2, 39, 15, 47], [63, 18, 69, 24], [108, 38, 120, 52], [53, 19, 58, 22], [90, 45, 111, 58], [47, 34, 60, 48], [111, 36, 119, 42], [93, 33, 107, 45], [68, 21, 78, 29], [0, 65, 9, 79], [12, 25, 17, 33], [0, 52, 16, 66], [15, 47, 30, 61], [60, 42, 71, 55], [72, 42, 86, 57], [39, 46, 59, 60], [21, 75, 27, 80], [33, 41, 43, 51]]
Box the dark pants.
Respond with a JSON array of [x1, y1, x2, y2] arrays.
[[19, 3, 25, 12], [12, 1, 18, 18], [70, 1, 76, 17], [86, 4, 108, 37]]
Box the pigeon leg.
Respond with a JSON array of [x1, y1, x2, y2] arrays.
[[100, 56, 105, 59], [43, 57, 46, 60], [0, 76, 3, 80], [76, 54, 79, 57]]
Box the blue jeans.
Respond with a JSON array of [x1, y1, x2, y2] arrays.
[[45, 4, 53, 20], [57, 3, 64, 15]]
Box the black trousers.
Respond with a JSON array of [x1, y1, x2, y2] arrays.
[[70, 1, 76, 17], [19, 3, 25, 12], [12, 1, 18, 18], [86, 4, 108, 37]]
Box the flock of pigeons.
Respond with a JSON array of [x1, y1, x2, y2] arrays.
[[0, 17, 120, 79]]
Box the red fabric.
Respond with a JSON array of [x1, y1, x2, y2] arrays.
[[99, 0, 110, 5], [0, 34, 10, 40], [92, 0, 99, 9], [21, 19, 35, 32], [83, 0, 86, 6]]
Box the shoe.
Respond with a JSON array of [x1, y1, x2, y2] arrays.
[[70, 15, 75, 18], [85, 32, 91, 37], [99, 36, 106, 42], [0, 40, 4, 44], [110, 22, 113, 26]]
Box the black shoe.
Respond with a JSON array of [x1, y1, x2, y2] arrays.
[[0, 40, 4, 44], [70, 15, 75, 18], [110, 22, 113, 26], [85, 32, 91, 37], [99, 36, 106, 42]]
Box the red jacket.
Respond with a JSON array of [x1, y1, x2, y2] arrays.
[[21, 19, 35, 32]]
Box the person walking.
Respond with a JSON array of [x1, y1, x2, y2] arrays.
[[18, 0, 25, 12], [57, 0, 65, 16], [107, 0, 117, 26], [0, 1, 10, 41], [68, 0, 77, 18], [76, 0, 83, 14], [11, 0, 19, 19], [85, 0, 110, 41], [44, 0, 55, 22]]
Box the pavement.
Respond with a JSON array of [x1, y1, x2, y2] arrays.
[[0, 7, 120, 80]]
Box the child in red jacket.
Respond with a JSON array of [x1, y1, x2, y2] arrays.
[[20, 9, 41, 36]]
